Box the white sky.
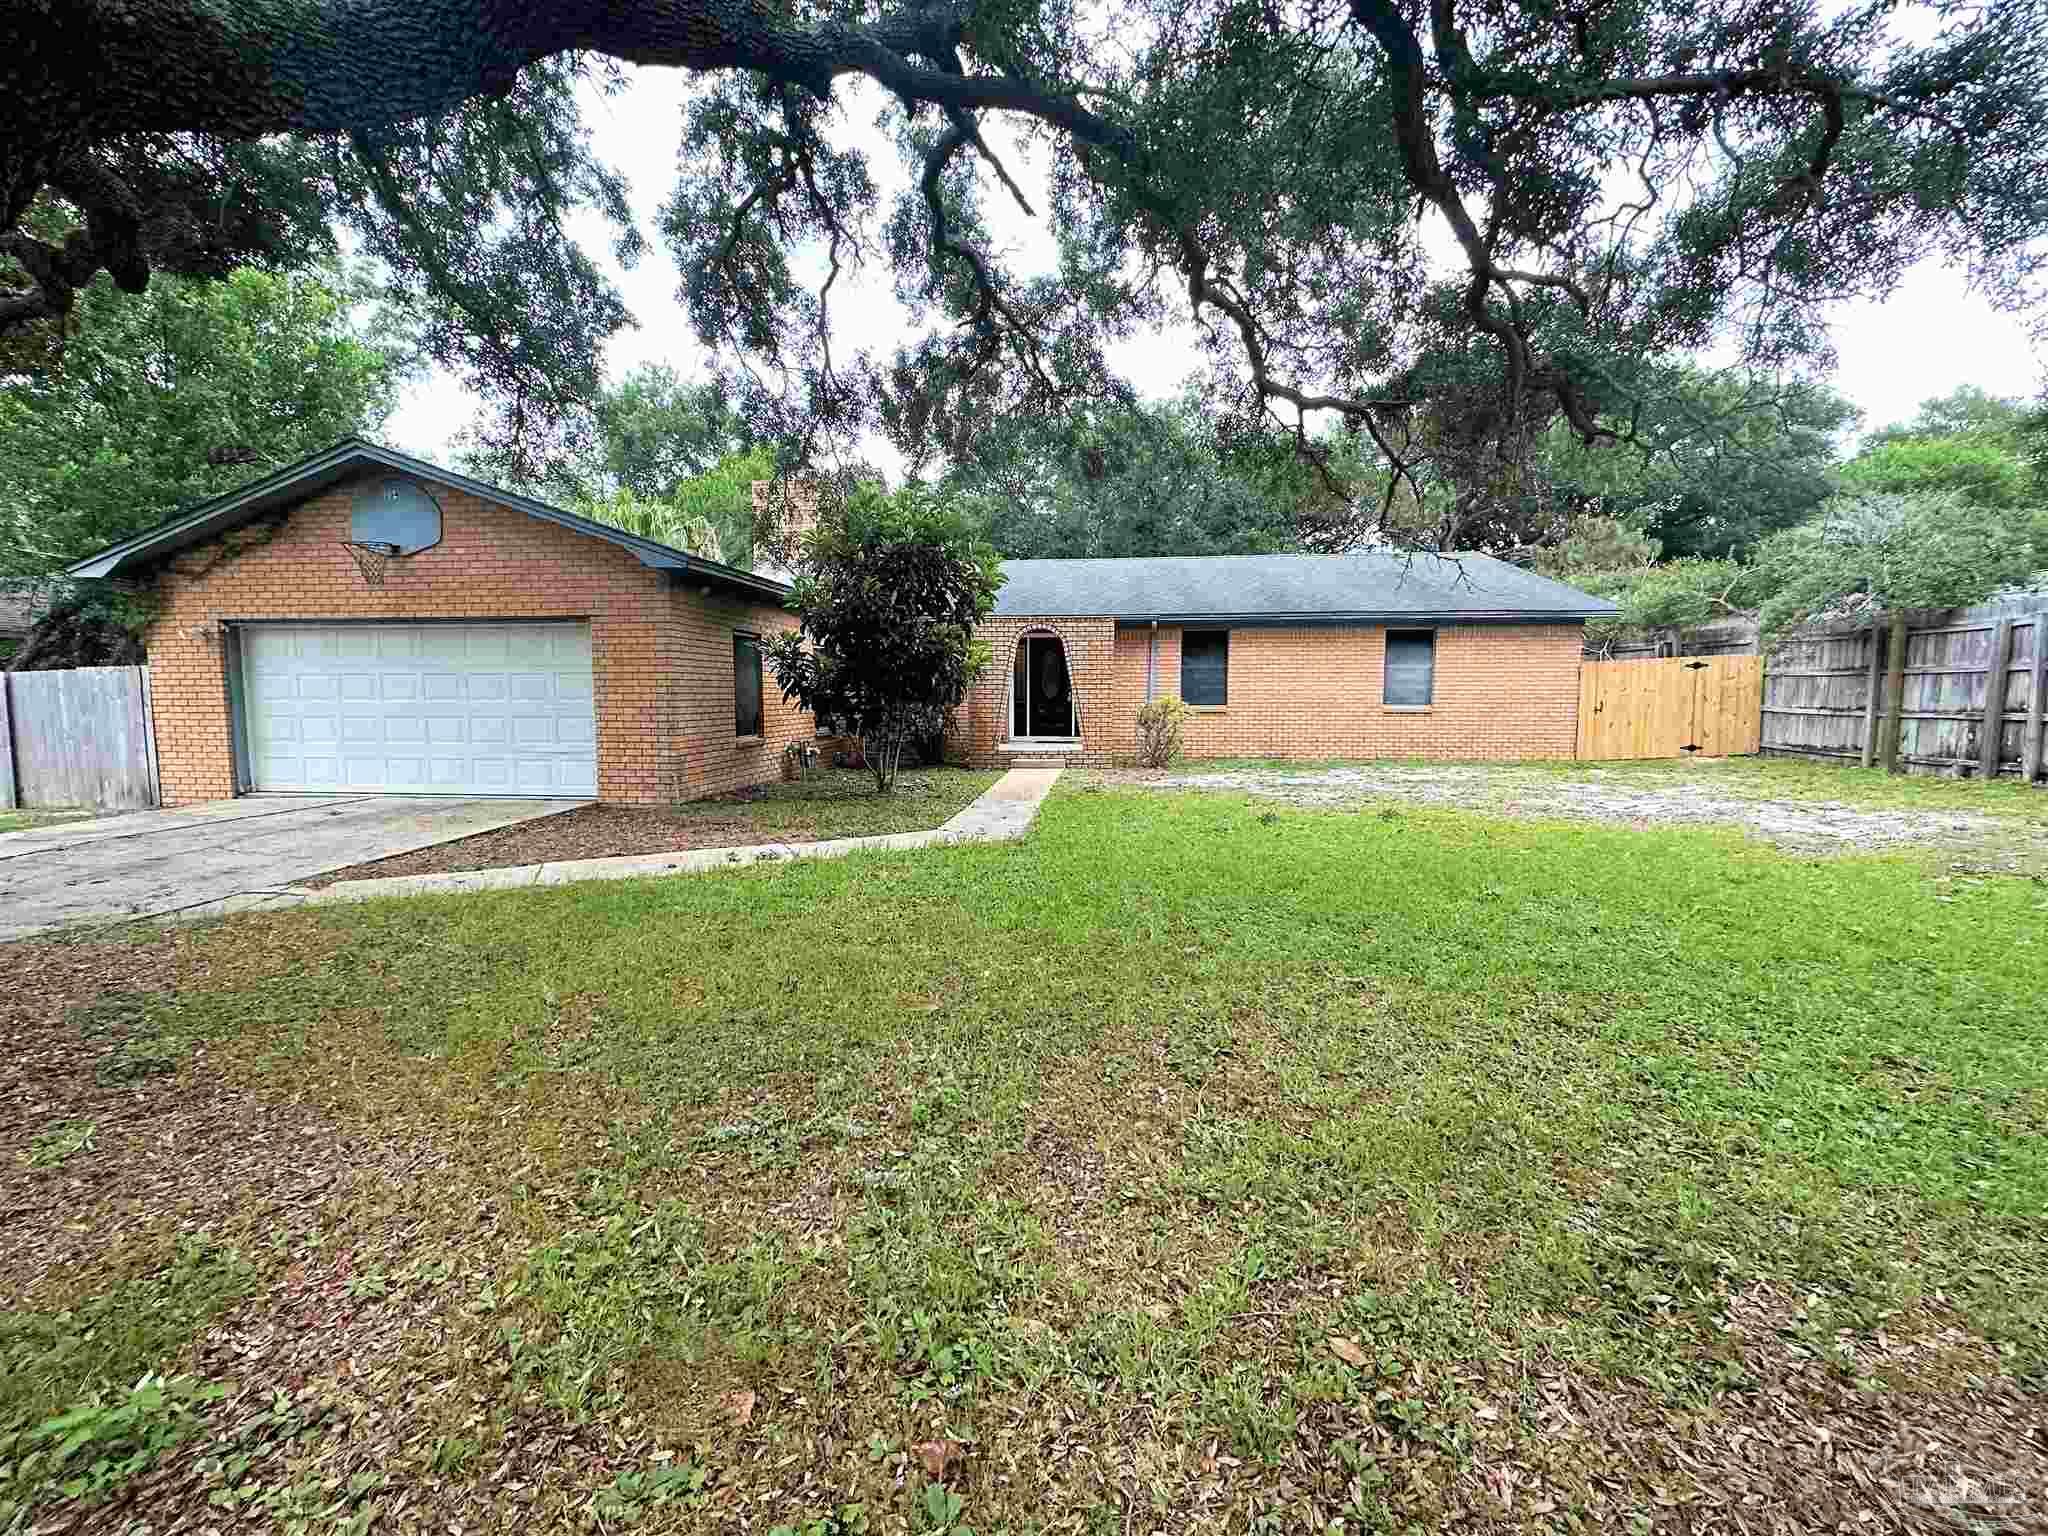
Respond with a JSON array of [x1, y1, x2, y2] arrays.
[[384, 66, 2043, 472]]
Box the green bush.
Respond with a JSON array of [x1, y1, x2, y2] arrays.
[[1135, 695, 1192, 768]]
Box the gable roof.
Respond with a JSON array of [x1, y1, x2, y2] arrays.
[[64, 438, 791, 603], [992, 552, 1618, 624]]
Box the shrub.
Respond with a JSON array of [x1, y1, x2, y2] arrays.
[[1135, 695, 1192, 768], [764, 483, 1001, 793], [1752, 491, 2048, 635]]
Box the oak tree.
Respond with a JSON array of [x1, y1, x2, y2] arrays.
[[9, 0, 2048, 522]]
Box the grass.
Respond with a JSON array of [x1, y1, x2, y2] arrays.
[[677, 764, 1002, 839], [21, 1119, 94, 1167], [0, 808, 97, 836], [1, 777, 2043, 1529]]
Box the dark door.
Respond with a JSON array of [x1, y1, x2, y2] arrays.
[[1024, 636, 1073, 736]]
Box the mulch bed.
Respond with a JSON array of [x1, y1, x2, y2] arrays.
[[302, 803, 827, 887]]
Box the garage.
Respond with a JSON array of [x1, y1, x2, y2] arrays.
[[65, 442, 805, 805], [237, 622, 598, 796]]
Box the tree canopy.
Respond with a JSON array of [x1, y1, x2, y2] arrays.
[[948, 397, 1305, 558], [1837, 434, 2032, 508], [0, 265, 404, 586], [1533, 373, 1855, 559], [1750, 491, 2048, 634], [1861, 384, 2030, 449], [8, 0, 2048, 523], [571, 444, 778, 566], [461, 363, 756, 507]]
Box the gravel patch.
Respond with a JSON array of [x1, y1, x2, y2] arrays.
[[1102, 764, 2048, 865]]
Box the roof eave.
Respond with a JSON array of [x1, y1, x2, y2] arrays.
[[664, 556, 795, 604], [1049, 608, 1618, 625]]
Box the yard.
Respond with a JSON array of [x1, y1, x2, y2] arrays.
[[3, 765, 2044, 1532]]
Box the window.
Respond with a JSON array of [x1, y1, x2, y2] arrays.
[[734, 633, 764, 737], [1181, 629, 1229, 706], [1383, 629, 1435, 706]]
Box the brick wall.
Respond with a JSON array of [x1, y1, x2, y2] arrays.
[[956, 618, 1584, 764], [661, 582, 810, 800], [142, 473, 805, 805], [1111, 623, 1584, 761]]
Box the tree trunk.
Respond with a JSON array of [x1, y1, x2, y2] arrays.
[[1877, 610, 1909, 775], [869, 730, 903, 793]]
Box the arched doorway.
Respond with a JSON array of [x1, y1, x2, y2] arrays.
[[1012, 632, 1075, 738]]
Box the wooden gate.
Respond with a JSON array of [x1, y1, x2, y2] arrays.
[[0, 666, 161, 810], [1576, 655, 1762, 761]]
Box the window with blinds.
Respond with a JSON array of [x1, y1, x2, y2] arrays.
[[1180, 629, 1229, 706], [1383, 629, 1435, 706]]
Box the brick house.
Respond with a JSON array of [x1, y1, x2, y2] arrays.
[[67, 440, 809, 806], [954, 554, 1618, 766], [68, 443, 1616, 806]]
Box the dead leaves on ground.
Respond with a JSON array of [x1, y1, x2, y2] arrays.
[[914, 1438, 966, 1478], [720, 1387, 757, 1427]]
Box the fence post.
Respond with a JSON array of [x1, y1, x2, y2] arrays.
[[2027, 610, 2048, 785], [1982, 619, 2015, 779], [0, 673, 15, 811], [1859, 623, 1883, 769], [136, 667, 162, 807], [1878, 612, 1909, 774]]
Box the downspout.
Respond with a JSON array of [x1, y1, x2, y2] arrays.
[[1146, 620, 1158, 702]]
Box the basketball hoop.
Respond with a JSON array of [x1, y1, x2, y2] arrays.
[[340, 540, 401, 588]]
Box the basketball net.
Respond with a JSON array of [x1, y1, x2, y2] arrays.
[[340, 540, 401, 588]]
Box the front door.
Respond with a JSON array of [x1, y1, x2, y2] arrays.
[[1016, 635, 1074, 737]]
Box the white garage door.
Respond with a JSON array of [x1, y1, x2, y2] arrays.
[[240, 623, 597, 796]]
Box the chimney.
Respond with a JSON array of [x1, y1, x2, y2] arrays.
[[751, 478, 823, 581]]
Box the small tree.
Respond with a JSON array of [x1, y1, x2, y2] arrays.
[[763, 483, 1002, 793], [1536, 514, 1761, 656], [1752, 492, 2048, 637]]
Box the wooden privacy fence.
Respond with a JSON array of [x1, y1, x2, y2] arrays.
[[1761, 594, 2046, 779], [1576, 654, 1763, 760], [0, 666, 161, 811]]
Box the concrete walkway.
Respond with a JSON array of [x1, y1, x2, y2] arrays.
[[190, 767, 1063, 919], [0, 796, 587, 941]]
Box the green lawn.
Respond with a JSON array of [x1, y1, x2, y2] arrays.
[[2, 782, 2043, 1530], [0, 808, 97, 836]]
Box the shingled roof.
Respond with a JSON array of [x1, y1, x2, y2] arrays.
[[992, 552, 1619, 624]]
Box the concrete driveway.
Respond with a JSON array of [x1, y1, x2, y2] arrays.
[[0, 796, 587, 941]]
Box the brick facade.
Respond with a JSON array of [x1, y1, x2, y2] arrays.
[[141, 473, 807, 806], [956, 619, 1584, 765], [955, 616, 1120, 765]]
